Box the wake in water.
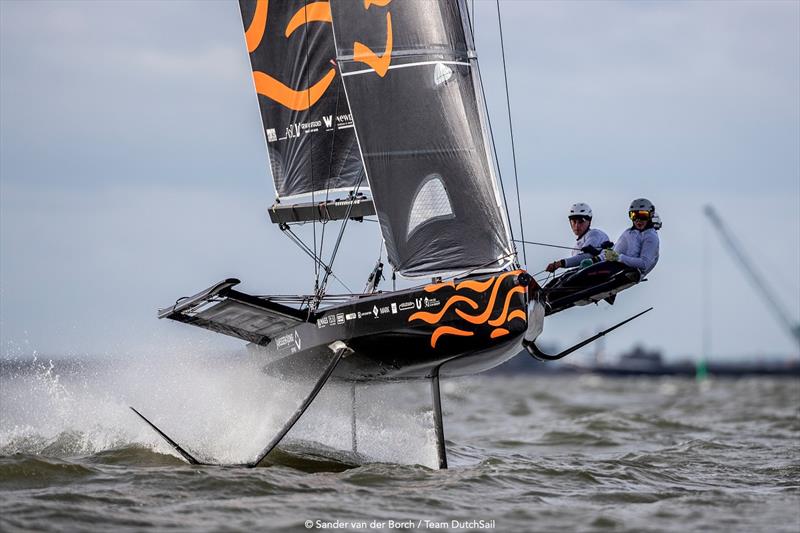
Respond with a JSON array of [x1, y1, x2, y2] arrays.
[[0, 351, 440, 468]]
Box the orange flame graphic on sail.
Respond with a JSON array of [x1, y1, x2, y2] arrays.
[[244, 0, 335, 111], [409, 271, 528, 348], [353, 11, 393, 77]]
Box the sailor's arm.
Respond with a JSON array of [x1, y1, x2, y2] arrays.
[[613, 230, 631, 256], [618, 232, 659, 273], [562, 253, 591, 268]]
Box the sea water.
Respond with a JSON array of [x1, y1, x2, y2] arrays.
[[1, 355, 798, 532]]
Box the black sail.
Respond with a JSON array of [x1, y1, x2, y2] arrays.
[[238, 0, 365, 200], [329, 0, 513, 277]]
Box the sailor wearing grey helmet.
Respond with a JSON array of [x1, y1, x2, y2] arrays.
[[602, 198, 660, 275], [545, 203, 610, 273]]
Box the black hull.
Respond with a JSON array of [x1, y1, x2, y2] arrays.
[[253, 271, 529, 381]]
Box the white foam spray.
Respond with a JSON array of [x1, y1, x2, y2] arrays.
[[0, 349, 439, 468]]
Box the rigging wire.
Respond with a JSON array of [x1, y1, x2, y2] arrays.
[[314, 173, 367, 307], [281, 224, 354, 293], [318, 43, 347, 284], [301, 0, 320, 287], [513, 238, 580, 252], [495, 0, 527, 267], [474, 22, 517, 267]]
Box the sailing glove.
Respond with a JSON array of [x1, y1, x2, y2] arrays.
[[601, 249, 619, 262], [581, 245, 601, 256]]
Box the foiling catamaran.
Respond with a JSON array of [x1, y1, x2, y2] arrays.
[[132, 0, 650, 469]]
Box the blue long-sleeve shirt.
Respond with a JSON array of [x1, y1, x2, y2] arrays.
[[563, 227, 610, 268], [613, 227, 659, 275]]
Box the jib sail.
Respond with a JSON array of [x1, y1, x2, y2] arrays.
[[329, 0, 514, 278], [238, 0, 366, 206]]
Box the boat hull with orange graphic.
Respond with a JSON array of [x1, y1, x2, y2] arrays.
[[161, 271, 530, 382], [261, 270, 529, 381]]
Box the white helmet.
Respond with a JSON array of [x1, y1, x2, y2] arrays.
[[569, 202, 593, 219], [651, 211, 662, 230]]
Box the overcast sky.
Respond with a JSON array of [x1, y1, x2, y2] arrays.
[[1, 0, 798, 361]]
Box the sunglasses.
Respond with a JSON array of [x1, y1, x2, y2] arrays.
[[629, 210, 651, 221]]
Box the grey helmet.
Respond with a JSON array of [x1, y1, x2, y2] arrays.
[[569, 202, 593, 219], [629, 198, 655, 214]]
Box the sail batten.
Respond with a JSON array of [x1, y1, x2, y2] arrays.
[[329, 0, 514, 277]]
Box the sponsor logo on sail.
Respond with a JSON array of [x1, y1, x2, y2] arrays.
[[322, 115, 333, 129], [266, 128, 277, 142], [285, 120, 323, 139], [336, 114, 354, 129]]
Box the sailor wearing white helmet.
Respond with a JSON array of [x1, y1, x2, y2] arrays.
[[545, 203, 610, 273], [602, 198, 660, 275]]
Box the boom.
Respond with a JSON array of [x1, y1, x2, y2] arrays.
[[704, 205, 800, 349]]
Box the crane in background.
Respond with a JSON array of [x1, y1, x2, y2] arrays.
[[704, 205, 800, 350]]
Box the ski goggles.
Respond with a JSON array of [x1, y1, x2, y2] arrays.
[[568, 215, 590, 222], [629, 210, 651, 221]]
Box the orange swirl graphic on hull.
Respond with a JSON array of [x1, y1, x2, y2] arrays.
[[431, 326, 473, 348], [490, 328, 510, 339], [507, 309, 526, 322], [488, 286, 526, 326], [408, 296, 478, 324], [456, 277, 495, 292], [408, 270, 528, 349], [454, 271, 517, 325], [425, 281, 455, 293]]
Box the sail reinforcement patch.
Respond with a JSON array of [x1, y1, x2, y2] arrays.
[[434, 62, 454, 86], [407, 175, 454, 238]]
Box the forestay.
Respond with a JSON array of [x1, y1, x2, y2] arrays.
[[238, 0, 366, 203], [329, 0, 514, 278]]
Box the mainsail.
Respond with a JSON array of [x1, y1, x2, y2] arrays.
[[329, 0, 514, 277], [238, 0, 366, 207]]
